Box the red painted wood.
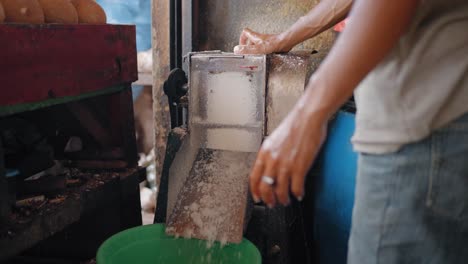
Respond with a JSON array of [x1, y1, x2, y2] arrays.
[[0, 24, 137, 106]]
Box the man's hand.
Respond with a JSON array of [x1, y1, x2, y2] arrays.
[[234, 28, 291, 55], [234, 0, 353, 55], [249, 98, 328, 207]]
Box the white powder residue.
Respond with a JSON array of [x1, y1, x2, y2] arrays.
[[266, 54, 311, 135], [166, 149, 256, 247], [200, 72, 258, 126], [183, 227, 194, 239], [190, 211, 203, 228], [219, 235, 228, 248]]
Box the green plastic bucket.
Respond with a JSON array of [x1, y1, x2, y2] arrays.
[[97, 224, 261, 264]]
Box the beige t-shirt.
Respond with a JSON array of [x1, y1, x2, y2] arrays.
[[352, 0, 468, 154]]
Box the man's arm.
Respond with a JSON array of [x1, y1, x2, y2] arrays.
[[234, 0, 352, 54], [249, 0, 420, 207], [301, 0, 419, 124], [278, 0, 352, 51]]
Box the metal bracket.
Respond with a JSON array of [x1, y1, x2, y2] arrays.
[[163, 68, 188, 128]]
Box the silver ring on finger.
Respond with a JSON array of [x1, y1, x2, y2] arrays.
[[261, 175, 275, 186]]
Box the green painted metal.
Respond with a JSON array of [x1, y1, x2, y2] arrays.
[[0, 85, 128, 117]]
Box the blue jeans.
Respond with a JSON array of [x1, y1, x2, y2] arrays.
[[348, 113, 468, 264]]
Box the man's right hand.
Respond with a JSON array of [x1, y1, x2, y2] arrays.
[[234, 0, 353, 55], [233, 28, 291, 55]]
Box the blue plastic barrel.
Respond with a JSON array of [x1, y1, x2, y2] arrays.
[[314, 110, 357, 264]]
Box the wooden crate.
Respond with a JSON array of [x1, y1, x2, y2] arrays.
[[0, 24, 137, 112], [0, 24, 142, 261]]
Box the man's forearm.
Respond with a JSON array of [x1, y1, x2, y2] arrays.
[[297, 0, 419, 124], [278, 0, 353, 51]]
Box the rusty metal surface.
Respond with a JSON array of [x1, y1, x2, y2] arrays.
[[152, 0, 172, 194], [194, 0, 336, 52], [266, 52, 326, 135], [166, 149, 256, 244]]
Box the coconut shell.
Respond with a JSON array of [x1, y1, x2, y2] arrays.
[[38, 0, 78, 24], [71, 0, 106, 24], [1, 0, 45, 24]]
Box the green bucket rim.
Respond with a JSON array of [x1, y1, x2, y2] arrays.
[[97, 224, 261, 264]]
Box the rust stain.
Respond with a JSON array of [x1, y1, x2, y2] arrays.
[[239, 65, 258, 71]]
